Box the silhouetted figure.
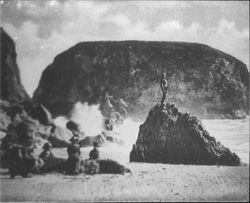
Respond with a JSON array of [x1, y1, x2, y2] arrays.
[[39, 142, 54, 160], [6, 125, 43, 178], [22, 140, 44, 175], [8, 140, 44, 178], [66, 120, 80, 140], [89, 142, 100, 160], [160, 73, 169, 107], [65, 136, 82, 175], [8, 144, 28, 178], [85, 142, 100, 174], [39, 142, 56, 173]]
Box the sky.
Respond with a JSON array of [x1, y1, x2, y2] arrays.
[[0, 0, 249, 96]]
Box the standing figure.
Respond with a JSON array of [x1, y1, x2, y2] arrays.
[[65, 136, 82, 175], [89, 142, 100, 160], [66, 121, 80, 140], [86, 142, 100, 174], [21, 139, 44, 175], [160, 73, 169, 106]]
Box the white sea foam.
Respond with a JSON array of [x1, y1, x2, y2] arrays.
[[54, 102, 104, 137], [54, 102, 249, 164], [202, 117, 249, 164], [106, 117, 249, 164]]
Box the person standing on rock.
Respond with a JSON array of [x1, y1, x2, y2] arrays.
[[160, 73, 169, 107]]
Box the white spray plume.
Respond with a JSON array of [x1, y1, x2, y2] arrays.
[[53, 116, 69, 129], [53, 102, 143, 163], [54, 102, 104, 137], [98, 118, 141, 163]]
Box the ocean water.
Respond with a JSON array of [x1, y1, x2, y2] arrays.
[[109, 117, 249, 164], [202, 117, 249, 164], [53, 117, 249, 164]]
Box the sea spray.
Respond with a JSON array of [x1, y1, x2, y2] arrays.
[[100, 119, 141, 163], [53, 102, 248, 164], [54, 102, 104, 137]]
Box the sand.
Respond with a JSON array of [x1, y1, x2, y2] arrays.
[[0, 163, 249, 202]]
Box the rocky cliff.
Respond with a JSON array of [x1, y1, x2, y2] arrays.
[[0, 27, 30, 102], [33, 41, 249, 119], [130, 103, 240, 165], [0, 29, 65, 149]]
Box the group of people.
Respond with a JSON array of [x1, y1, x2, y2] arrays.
[[3, 121, 100, 178], [64, 121, 100, 175], [2, 124, 44, 178], [3, 73, 168, 178]]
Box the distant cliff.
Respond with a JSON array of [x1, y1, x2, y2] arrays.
[[0, 27, 30, 102], [33, 41, 249, 119]]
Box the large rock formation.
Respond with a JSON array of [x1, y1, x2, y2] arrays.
[[0, 28, 56, 149], [33, 41, 249, 119], [0, 27, 30, 102], [130, 103, 240, 166]]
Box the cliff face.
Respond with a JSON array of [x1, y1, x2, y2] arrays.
[[0, 29, 54, 148], [33, 41, 249, 119], [130, 103, 240, 165], [0, 27, 30, 102]]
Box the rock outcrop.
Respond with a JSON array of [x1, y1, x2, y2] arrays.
[[0, 28, 58, 150], [0, 28, 30, 102], [78, 130, 123, 147], [33, 41, 249, 119], [130, 103, 240, 165]]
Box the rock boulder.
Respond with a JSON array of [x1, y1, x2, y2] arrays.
[[130, 103, 240, 165]]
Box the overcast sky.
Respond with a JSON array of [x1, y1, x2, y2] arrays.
[[0, 0, 249, 96]]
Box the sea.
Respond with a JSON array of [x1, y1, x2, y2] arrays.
[[53, 117, 249, 165], [202, 117, 249, 164]]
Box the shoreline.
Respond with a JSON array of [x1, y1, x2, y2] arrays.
[[0, 163, 249, 202]]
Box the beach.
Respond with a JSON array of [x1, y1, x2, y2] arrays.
[[1, 117, 249, 202], [0, 163, 248, 202]]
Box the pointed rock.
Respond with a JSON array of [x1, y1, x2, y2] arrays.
[[130, 103, 240, 165]]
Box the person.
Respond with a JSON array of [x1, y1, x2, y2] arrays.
[[160, 73, 169, 107], [8, 140, 44, 178], [89, 142, 100, 160], [21, 139, 44, 175], [4, 124, 34, 178], [67, 136, 81, 157], [64, 136, 82, 175], [39, 142, 56, 173], [8, 144, 28, 178], [39, 142, 54, 160], [84, 142, 100, 174], [66, 121, 80, 141]]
